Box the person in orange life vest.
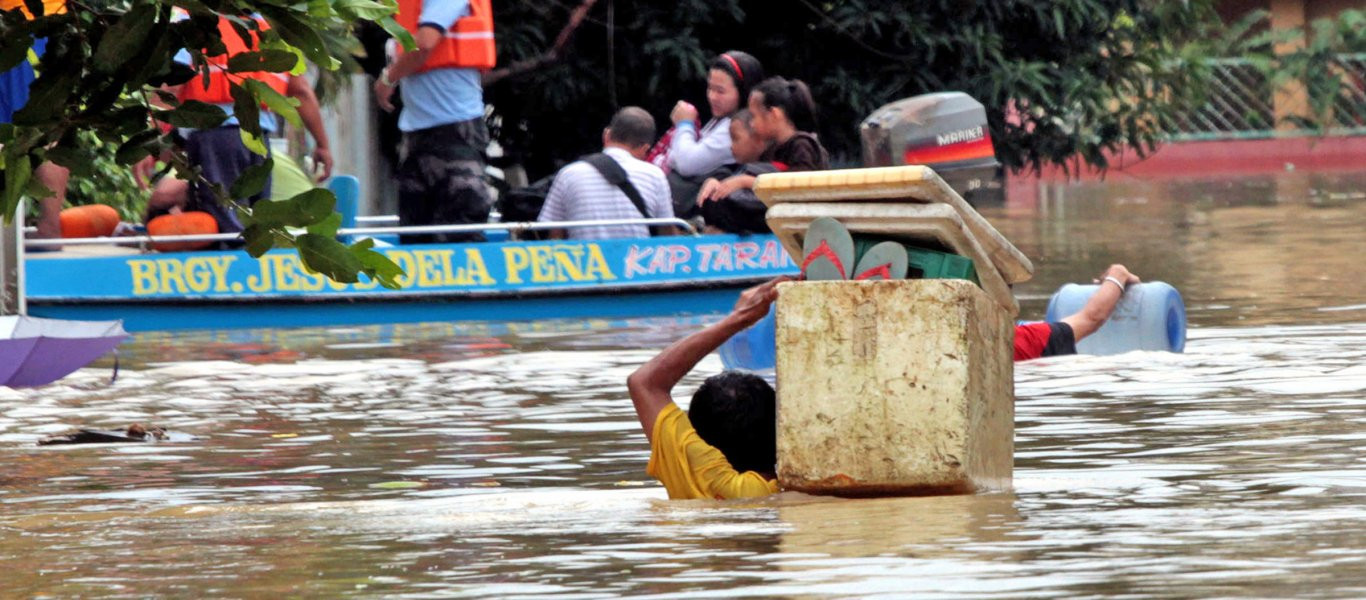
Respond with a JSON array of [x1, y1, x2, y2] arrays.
[[1, 0, 69, 249], [139, 16, 332, 242], [374, 0, 494, 244], [1014, 264, 1141, 361]]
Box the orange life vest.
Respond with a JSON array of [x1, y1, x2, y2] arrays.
[[178, 16, 289, 105], [147, 211, 219, 252], [0, 0, 66, 18], [396, 0, 496, 72], [59, 204, 120, 239]]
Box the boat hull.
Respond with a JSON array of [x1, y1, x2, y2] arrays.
[[25, 234, 799, 332]]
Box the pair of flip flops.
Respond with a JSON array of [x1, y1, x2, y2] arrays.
[[800, 217, 909, 281]]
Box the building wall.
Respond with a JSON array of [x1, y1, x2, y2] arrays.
[[1219, 0, 1362, 26]]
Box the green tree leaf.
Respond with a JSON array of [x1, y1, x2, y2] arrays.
[[44, 145, 97, 178], [250, 188, 335, 228], [260, 8, 341, 70], [244, 78, 302, 128], [93, 4, 160, 73], [351, 239, 406, 290], [297, 233, 362, 283], [2, 150, 33, 221], [241, 224, 294, 258], [376, 15, 416, 52], [157, 100, 229, 129], [336, 0, 398, 21], [226, 49, 300, 73], [228, 83, 267, 156], [113, 129, 163, 165], [306, 210, 342, 237], [228, 156, 274, 200]]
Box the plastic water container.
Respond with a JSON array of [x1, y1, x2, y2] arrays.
[[1044, 282, 1187, 355], [719, 305, 777, 371]]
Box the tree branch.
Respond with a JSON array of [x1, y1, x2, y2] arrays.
[[482, 0, 599, 87]]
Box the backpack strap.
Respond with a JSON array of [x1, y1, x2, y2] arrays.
[[582, 153, 663, 236]]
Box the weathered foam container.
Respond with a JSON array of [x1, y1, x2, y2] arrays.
[[753, 166, 1033, 284], [766, 202, 1019, 316], [775, 280, 1014, 496]]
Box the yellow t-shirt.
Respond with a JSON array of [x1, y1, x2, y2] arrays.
[[646, 403, 780, 500], [0, 0, 66, 17]]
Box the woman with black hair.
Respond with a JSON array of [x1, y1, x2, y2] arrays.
[[747, 76, 828, 171], [648, 51, 764, 218], [651, 51, 765, 177]]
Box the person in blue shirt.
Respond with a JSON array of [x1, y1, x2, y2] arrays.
[[374, 0, 492, 244], [1, 35, 65, 249]]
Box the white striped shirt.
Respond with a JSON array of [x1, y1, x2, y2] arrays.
[[537, 147, 674, 240]]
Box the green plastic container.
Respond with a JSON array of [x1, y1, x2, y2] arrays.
[[854, 237, 978, 284]]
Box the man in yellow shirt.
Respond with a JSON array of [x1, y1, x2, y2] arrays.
[[627, 276, 792, 500]]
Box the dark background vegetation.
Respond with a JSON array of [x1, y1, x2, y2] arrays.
[[484, 0, 1364, 178]]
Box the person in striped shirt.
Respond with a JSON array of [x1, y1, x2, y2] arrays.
[[537, 107, 677, 240]]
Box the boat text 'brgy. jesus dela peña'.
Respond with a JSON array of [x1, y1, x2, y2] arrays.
[[104, 238, 796, 297]]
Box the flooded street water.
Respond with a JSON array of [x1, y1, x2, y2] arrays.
[[2, 172, 1364, 597]]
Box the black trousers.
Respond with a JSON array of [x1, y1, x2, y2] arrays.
[[397, 118, 491, 244]]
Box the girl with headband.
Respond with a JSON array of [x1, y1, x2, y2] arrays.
[[647, 51, 765, 217]]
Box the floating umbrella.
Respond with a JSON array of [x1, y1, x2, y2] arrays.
[[1, 316, 128, 387]]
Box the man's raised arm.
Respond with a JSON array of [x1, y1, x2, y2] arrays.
[[626, 277, 791, 441], [1061, 264, 1142, 341]]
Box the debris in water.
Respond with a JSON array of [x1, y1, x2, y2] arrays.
[[38, 424, 190, 446]]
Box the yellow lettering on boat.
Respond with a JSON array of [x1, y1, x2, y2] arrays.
[[529, 246, 556, 282], [503, 247, 530, 283], [387, 250, 416, 288], [158, 259, 188, 294], [272, 255, 303, 292], [129, 260, 159, 295], [416, 250, 444, 287], [247, 256, 273, 292], [583, 244, 616, 281], [553, 245, 585, 282], [206, 256, 235, 292], [298, 263, 327, 292], [183, 257, 214, 293], [465, 248, 493, 285], [439, 251, 462, 285]]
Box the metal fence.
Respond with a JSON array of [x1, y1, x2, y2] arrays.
[[1163, 54, 1366, 141]]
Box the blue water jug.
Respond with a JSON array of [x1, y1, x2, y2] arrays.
[[1044, 281, 1187, 355], [718, 304, 777, 371]]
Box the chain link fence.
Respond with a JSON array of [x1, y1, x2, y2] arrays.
[[1163, 54, 1366, 141]]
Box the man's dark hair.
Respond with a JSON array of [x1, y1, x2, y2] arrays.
[[688, 370, 777, 474], [607, 106, 657, 148]]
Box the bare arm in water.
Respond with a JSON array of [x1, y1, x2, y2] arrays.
[[1061, 264, 1142, 341], [626, 276, 791, 441]]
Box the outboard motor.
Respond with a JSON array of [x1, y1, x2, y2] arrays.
[[860, 92, 1004, 206]]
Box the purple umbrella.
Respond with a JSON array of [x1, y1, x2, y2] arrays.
[[1, 316, 128, 388]]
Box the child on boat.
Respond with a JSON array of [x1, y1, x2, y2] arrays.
[[694, 109, 780, 234], [694, 77, 829, 228]]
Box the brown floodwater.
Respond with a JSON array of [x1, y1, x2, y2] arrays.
[[2, 171, 1364, 597]]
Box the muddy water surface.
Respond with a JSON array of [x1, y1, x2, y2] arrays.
[[2, 172, 1364, 597]]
